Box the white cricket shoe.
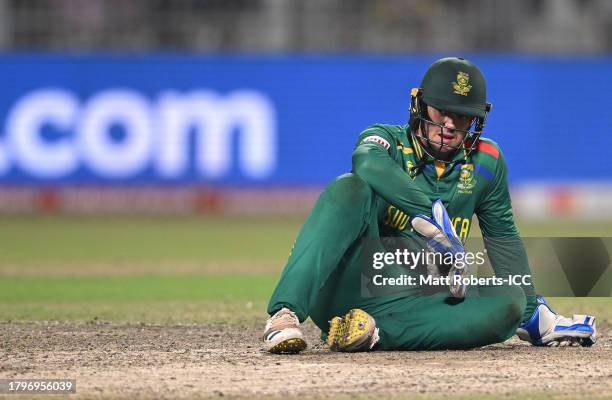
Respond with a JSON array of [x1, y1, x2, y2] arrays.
[[263, 307, 307, 354]]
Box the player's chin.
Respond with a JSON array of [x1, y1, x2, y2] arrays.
[[432, 143, 458, 153], [432, 137, 461, 151]]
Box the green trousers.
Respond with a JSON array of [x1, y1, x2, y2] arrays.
[[268, 173, 526, 350]]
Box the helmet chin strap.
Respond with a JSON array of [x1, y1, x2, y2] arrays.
[[413, 119, 472, 164], [408, 89, 488, 165]]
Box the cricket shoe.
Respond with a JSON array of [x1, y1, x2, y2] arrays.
[[327, 309, 380, 352], [263, 307, 307, 354]]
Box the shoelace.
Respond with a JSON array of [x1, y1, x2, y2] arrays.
[[268, 309, 299, 331]]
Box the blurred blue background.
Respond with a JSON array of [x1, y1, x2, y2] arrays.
[[0, 55, 610, 186], [0, 0, 609, 219]]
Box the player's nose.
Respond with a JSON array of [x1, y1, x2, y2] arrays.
[[442, 116, 456, 132]]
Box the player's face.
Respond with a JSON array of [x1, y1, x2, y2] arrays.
[[421, 105, 474, 157]]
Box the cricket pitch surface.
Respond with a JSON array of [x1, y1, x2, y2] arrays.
[[2, 321, 611, 399]]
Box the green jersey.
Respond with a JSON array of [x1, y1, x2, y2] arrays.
[[267, 122, 537, 344], [353, 124, 536, 320], [354, 123, 516, 241]]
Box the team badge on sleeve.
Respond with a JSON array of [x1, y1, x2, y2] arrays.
[[361, 135, 391, 150]]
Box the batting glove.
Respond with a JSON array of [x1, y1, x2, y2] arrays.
[[516, 296, 596, 347], [411, 199, 468, 298]]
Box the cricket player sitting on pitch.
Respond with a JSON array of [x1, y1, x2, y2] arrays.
[[263, 57, 597, 353]]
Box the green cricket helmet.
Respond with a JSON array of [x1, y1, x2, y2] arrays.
[[409, 57, 492, 162]]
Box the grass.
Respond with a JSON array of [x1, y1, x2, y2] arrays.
[[0, 215, 302, 267], [0, 275, 276, 323], [0, 215, 610, 400], [0, 215, 610, 323]]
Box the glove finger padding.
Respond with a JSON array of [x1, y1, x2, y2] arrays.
[[412, 201, 464, 254], [411, 214, 444, 239], [448, 263, 469, 298], [411, 200, 469, 298], [411, 215, 452, 253], [431, 198, 459, 241]]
